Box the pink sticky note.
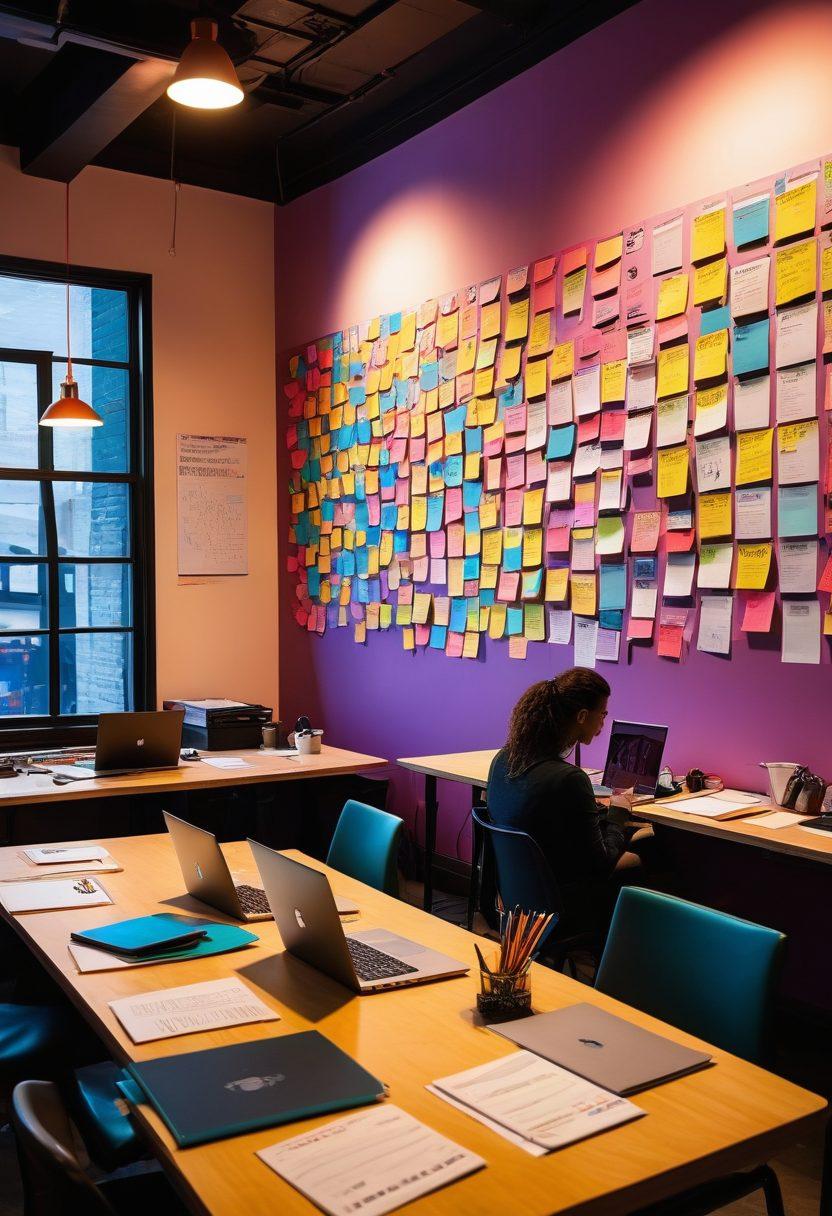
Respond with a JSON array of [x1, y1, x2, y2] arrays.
[[578, 332, 601, 360], [631, 511, 661, 552], [526, 450, 547, 485], [429, 531, 446, 558], [665, 529, 695, 553], [447, 522, 464, 557], [319, 347, 333, 370], [497, 571, 520, 602], [657, 624, 684, 659], [445, 487, 463, 523], [600, 410, 626, 444], [414, 624, 430, 646], [657, 315, 688, 345], [366, 495, 380, 526], [534, 279, 556, 313], [578, 415, 601, 445], [504, 433, 526, 455], [546, 527, 570, 553], [409, 437, 426, 463], [446, 632, 464, 658], [504, 488, 524, 526], [290, 449, 307, 470], [505, 454, 526, 488], [627, 453, 653, 477], [741, 591, 776, 633], [505, 404, 527, 434], [627, 617, 654, 640], [600, 329, 627, 363]]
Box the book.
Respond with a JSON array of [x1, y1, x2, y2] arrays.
[[118, 1031, 385, 1147]]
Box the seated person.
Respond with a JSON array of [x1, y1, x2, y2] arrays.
[[487, 667, 650, 932]]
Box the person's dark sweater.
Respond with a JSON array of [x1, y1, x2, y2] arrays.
[[487, 748, 626, 884]]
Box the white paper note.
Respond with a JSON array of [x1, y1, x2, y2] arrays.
[[572, 442, 601, 478], [694, 384, 728, 437], [652, 215, 684, 276], [109, 977, 278, 1044], [595, 628, 621, 661], [664, 552, 697, 597], [734, 375, 771, 431], [735, 487, 772, 539], [548, 379, 573, 426], [782, 600, 821, 664], [574, 616, 599, 667], [201, 756, 253, 770], [259, 1105, 484, 1216], [695, 435, 731, 492], [0, 877, 112, 914], [778, 419, 819, 485], [697, 543, 733, 588], [25, 846, 107, 865], [656, 395, 689, 446], [779, 540, 817, 593], [775, 303, 817, 370], [626, 363, 656, 412], [547, 607, 572, 644], [776, 363, 816, 423], [573, 365, 601, 417], [730, 256, 770, 319], [627, 326, 654, 365], [697, 595, 733, 655]]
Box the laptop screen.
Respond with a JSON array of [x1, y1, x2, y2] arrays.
[[602, 721, 669, 795]]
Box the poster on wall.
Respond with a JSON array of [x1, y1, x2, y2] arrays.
[[177, 434, 248, 575]]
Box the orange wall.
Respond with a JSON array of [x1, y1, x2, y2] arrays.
[[0, 146, 279, 713]]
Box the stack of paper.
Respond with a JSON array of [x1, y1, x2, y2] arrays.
[[658, 791, 762, 819], [0, 845, 121, 883], [0, 876, 112, 914]]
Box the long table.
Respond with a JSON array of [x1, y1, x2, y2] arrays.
[[397, 749, 832, 920], [0, 834, 826, 1215]]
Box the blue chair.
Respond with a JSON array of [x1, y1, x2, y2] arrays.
[[596, 887, 786, 1216], [326, 800, 402, 897]]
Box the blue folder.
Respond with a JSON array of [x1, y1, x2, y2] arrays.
[[73, 914, 258, 962]]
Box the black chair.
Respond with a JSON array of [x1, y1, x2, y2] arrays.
[[12, 1079, 187, 1216], [471, 806, 600, 972]]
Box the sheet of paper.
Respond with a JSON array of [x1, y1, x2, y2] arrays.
[[177, 434, 247, 575], [775, 177, 816, 242], [664, 552, 696, 597], [776, 364, 816, 424], [623, 408, 652, 451], [695, 435, 731, 493], [782, 599, 821, 664], [775, 238, 816, 306], [661, 793, 759, 818], [24, 846, 107, 865], [694, 384, 727, 437], [427, 1083, 545, 1156], [595, 628, 621, 662], [735, 487, 771, 539], [573, 616, 599, 667], [0, 877, 112, 914], [430, 1051, 643, 1152], [573, 364, 601, 416], [657, 344, 689, 399], [779, 539, 817, 593], [744, 811, 810, 829], [201, 756, 253, 770], [109, 977, 279, 1044], [776, 303, 817, 370], [734, 375, 770, 431], [547, 607, 572, 645], [652, 215, 683, 276], [626, 363, 656, 413], [696, 595, 733, 655], [259, 1104, 484, 1216], [778, 419, 819, 485], [694, 330, 728, 382], [730, 256, 770, 319], [733, 192, 770, 248], [697, 544, 733, 588], [657, 395, 689, 447]]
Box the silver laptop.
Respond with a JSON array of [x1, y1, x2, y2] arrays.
[[490, 1003, 711, 1095], [50, 711, 184, 780], [164, 812, 357, 923], [592, 720, 669, 802], [250, 839, 468, 993]]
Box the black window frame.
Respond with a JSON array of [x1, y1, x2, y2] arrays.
[[0, 253, 155, 750]]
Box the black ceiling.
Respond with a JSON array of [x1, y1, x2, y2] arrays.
[[0, 0, 637, 203]]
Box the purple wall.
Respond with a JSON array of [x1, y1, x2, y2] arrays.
[[276, 0, 832, 859]]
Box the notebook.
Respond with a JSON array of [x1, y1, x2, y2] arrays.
[[117, 1031, 385, 1146], [72, 914, 208, 957], [490, 1003, 712, 1095]]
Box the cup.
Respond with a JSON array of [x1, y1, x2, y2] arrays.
[[261, 724, 277, 749], [476, 959, 532, 1022], [296, 731, 322, 755]]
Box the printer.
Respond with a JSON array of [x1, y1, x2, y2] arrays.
[[163, 699, 273, 751]]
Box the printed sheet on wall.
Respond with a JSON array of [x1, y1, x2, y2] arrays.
[[283, 155, 832, 667], [177, 434, 248, 576]]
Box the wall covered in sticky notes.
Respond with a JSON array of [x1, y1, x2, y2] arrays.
[[284, 152, 832, 670]]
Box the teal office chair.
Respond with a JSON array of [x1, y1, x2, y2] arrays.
[[326, 800, 402, 897], [595, 887, 786, 1216]]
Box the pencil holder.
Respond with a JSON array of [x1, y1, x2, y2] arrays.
[[476, 959, 532, 1022]]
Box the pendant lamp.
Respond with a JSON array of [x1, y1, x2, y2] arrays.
[[167, 19, 244, 110], [40, 183, 103, 429]]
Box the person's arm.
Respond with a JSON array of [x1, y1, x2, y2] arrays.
[[561, 768, 627, 877]]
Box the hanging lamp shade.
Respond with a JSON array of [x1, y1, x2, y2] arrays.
[[40, 374, 103, 428], [167, 18, 244, 110]]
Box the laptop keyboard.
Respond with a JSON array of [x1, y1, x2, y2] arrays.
[[235, 884, 272, 916], [347, 937, 418, 981]]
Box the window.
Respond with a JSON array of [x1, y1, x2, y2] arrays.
[[0, 256, 154, 747]]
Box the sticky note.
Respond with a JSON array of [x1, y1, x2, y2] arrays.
[[741, 589, 775, 633], [694, 329, 728, 382], [506, 297, 530, 342], [526, 357, 548, 399], [656, 273, 689, 321], [523, 487, 545, 526], [657, 444, 689, 498], [732, 318, 769, 376], [775, 238, 817, 306], [735, 542, 771, 589], [778, 484, 817, 537], [631, 511, 661, 552], [601, 359, 627, 403], [733, 193, 770, 248], [595, 234, 623, 268], [545, 566, 569, 602], [570, 573, 596, 616], [599, 562, 626, 610], [698, 490, 732, 539], [551, 341, 574, 381], [774, 178, 816, 242], [692, 206, 725, 263], [563, 267, 586, 315], [546, 424, 576, 460], [693, 257, 727, 307], [735, 427, 773, 486]]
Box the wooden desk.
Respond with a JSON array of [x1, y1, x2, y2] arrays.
[[0, 834, 825, 1216]]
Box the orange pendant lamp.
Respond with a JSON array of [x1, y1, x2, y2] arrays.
[[40, 182, 103, 429], [167, 18, 243, 110]]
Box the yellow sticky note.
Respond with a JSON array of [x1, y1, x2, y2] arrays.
[[595, 233, 623, 268], [601, 359, 627, 403], [551, 341, 574, 381], [402, 626, 415, 651], [657, 272, 689, 320], [570, 572, 596, 616], [775, 238, 817, 306], [657, 444, 689, 497], [526, 357, 548, 399], [480, 300, 501, 340], [456, 335, 477, 374], [489, 602, 507, 639], [436, 309, 458, 349], [657, 343, 689, 398], [399, 311, 416, 352], [482, 528, 503, 566], [528, 312, 552, 358], [736, 427, 773, 485], [525, 603, 545, 642], [498, 343, 522, 385], [694, 329, 728, 382], [693, 257, 727, 307], [698, 490, 732, 539], [562, 267, 586, 315], [545, 566, 569, 602], [506, 297, 530, 342], [824, 603, 832, 636], [411, 496, 427, 531], [354, 620, 366, 644], [522, 528, 542, 566], [821, 233, 832, 293], [474, 366, 494, 398], [735, 542, 772, 590], [523, 487, 545, 526], [774, 178, 817, 242], [691, 207, 725, 263], [463, 632, 480, 658]]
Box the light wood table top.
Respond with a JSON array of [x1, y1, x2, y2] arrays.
[[0, 745, 387, 808], [398, 749, 832, 867], [1, 834, 825, 1216]]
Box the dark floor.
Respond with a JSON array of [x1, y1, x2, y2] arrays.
[[0, 881, 827, 1215]]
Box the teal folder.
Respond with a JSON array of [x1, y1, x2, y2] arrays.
[[72, 914, 208, 957], [116, 1031, 385, 1147], [74, 914, 258, 963]]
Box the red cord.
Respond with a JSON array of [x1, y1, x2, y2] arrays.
[[65, 182, 72, 381]]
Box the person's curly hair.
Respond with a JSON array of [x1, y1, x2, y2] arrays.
[[504, 668, 610, 777]]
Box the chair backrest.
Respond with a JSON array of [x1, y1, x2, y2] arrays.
[[326, 799, 402, 897], [472, 806, 563, 921], [12, 1079, 115, 1216], [595, 887, 785, 1064]]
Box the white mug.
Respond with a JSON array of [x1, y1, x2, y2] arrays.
[[296, 732, 322, 755]]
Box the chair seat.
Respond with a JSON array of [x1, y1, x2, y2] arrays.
[[0, 1003, 70, 1082], [73, 1061, 144, 1171]]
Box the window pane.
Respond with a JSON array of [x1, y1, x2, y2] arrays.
[[0, 359, 39, 468], [60, 631, 133, 714], [0, 562, 48, 630], [0, 480, 44, 556], [0, 634, 49, 716], [52, 363, 129, 473], [59, 563, 130, 628], [0, 276, 128, 362], [54, 481, 130, 557]]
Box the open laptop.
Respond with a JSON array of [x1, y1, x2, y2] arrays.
[[250, 839, 468, 993], [50, 711, 185, 780], [164, 812, 357, 923], [592, 720, 669, 803]]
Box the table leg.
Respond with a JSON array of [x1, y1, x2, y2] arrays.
[[467, 785, 485, 931], [423, 775, 437, 913]]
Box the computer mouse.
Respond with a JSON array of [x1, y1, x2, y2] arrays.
[[180, 748, 201, 761]]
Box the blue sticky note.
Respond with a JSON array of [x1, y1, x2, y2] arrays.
[[498, 381, 524, 411], [341, 550, 356, 577], [733, 318, 769, 376], [420, 361, 439, 391], [503, 545, 522, 573], [321, 500, 335, 523], [356, 419, 372, 445], [465, 426, 483, 454], [354, 502, 369, 531], [522, 568, 543, 597], [365, 526, 380, 548], [354, 548, 368, 577], [633, 556, 656, 580], [307, 567, 321, 599], [450, 599, 468, 632], [778, 484, 817, 537], [599, 563, 626, 611], [395, 379, 409, 407], [355, 579, 369, 605], [380, 505, 397, 531], [348, 385, 366, 408], [700, 305, 730, 337], [380, 389, 396, 413], [464, 514, 480, 537], [444, 404, 467, 434], [480, 588, 496, 607], [733, 194, 770, 248], [463, 555, 481, 581], [393, 531, 409, 554], [444, 455, 463, 487], [380, 465, 396, 488], [506, 607, 524, 636], [546, 424, 576, 461], [426, 493, 444, 532], [389, 312, 402, 334], [599, 609, 624, 631], [429, 624, 447, 649], [463, 480, 482, 511]]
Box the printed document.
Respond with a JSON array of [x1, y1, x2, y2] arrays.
[[109, 977, 279, 1044]]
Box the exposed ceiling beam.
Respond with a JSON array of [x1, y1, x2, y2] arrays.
[[17, 40, 174, 181]]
